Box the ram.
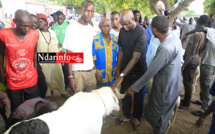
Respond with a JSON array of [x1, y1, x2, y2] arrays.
[[5, 87, 125, 134]]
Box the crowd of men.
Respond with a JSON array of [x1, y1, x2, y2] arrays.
[[0, 0, 215, 134]]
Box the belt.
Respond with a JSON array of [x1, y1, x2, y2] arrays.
[[75, 69, 93, 72]]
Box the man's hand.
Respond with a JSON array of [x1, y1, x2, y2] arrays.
[[181, 64, 185, 71], [182, 34, 187, 42], [115, 69, 120, 79], [126, 87, 135, 95], [0, 91, 11, 117], [1, 97, 11, 117], [195, 117, 205, 130], [111, 76, 124, 91], [95, 72, 103, 85], [69, 77, 77, 93]]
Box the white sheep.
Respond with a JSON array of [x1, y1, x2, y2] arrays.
[[5, 87, 125, 134]]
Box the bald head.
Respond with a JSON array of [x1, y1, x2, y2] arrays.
[[120, 9, 136, 31], [120, 9, 134, 22], [99, 18, 111, 26], [13, 9, 32, 35], [99, 18, 111, 36], [14, 9, 32, 23]]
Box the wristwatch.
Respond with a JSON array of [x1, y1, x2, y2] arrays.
[[120, 73, 125, 77]]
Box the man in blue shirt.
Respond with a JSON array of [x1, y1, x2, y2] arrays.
[[195, 80, 215, 134], [93, 18, 119, 86]]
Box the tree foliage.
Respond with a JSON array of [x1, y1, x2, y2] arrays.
[[203, 0, 215, 15], [179, 9, 199, 17], [46, 0, 155, 17], [33, 0, 196, 25]]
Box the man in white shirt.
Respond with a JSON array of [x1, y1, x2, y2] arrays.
[[110, 11, 121, 37], [63, 1, 96, 92]]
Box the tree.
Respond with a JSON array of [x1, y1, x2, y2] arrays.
[[47, 0, 155, 17], [203, 0, 215, 15], [150, 0, 196, 26], [45, 0, 196, 25]]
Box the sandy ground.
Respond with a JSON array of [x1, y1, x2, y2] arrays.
[[0, 80, 213, 134]]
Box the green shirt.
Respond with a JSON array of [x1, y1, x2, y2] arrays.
[[52, 21, 69, 52]]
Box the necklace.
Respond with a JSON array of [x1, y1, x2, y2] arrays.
[[40, 29, 51, 52]]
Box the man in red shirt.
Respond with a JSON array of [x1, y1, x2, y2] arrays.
[[0, 9, 39, 112]]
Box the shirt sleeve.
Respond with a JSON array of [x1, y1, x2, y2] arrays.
[[175, 21, 185, 27], [133, 31, 148, 53], [210, 80, 215, 96], [92, 39, 96, 61], [184, 33, 200, 59], [131, 48, 171, 92], [63, 25, 73, 51], [118, 29, 122, 47]]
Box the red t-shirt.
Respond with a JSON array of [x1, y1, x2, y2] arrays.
[[0, 28, 39, 90]]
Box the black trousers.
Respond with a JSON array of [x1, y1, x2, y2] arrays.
[[0, 105, 7, 124], [62, 64, 68, 90], [7, 84, 39, 112], [120, 75, 144, 121], [182, 63, 198, 106], [37, 70, 47, 98]]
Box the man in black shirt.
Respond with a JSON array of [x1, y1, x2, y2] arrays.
[[111, 9, 148, 131]]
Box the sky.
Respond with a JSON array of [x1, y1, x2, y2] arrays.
[[188, 0, 204, 14]]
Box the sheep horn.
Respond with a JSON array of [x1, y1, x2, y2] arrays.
[[114, 87, 126, 99]]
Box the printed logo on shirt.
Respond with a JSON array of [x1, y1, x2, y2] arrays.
[[37, 52, 84, 63], [12, 58, 30, 73], [54, 30, 59, 35], [6, 44, 19, 47], [16, 49, 28, 56]]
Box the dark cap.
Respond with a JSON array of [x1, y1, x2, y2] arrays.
[[51, 12, 56, 16]]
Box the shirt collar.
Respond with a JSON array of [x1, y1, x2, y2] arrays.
[[99, 32, 114, 46]]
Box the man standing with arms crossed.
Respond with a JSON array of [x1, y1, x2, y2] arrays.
[[63, 1, 96, 93]]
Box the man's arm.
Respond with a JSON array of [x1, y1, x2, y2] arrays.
[[94, 61, 103, 85], [112, 51, 142, 90], [0, 40, 5, 84], [129, 48, 171, 93], [182, 27, 207, 42], [34, 45, 37, 70], [182, 34, 200, 70], [115, 46, 123, 79], [120, 52, 142, 76], [67, 50, 77, 92], [195, 99, 214, 130], [174, 21, 185, 27]]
